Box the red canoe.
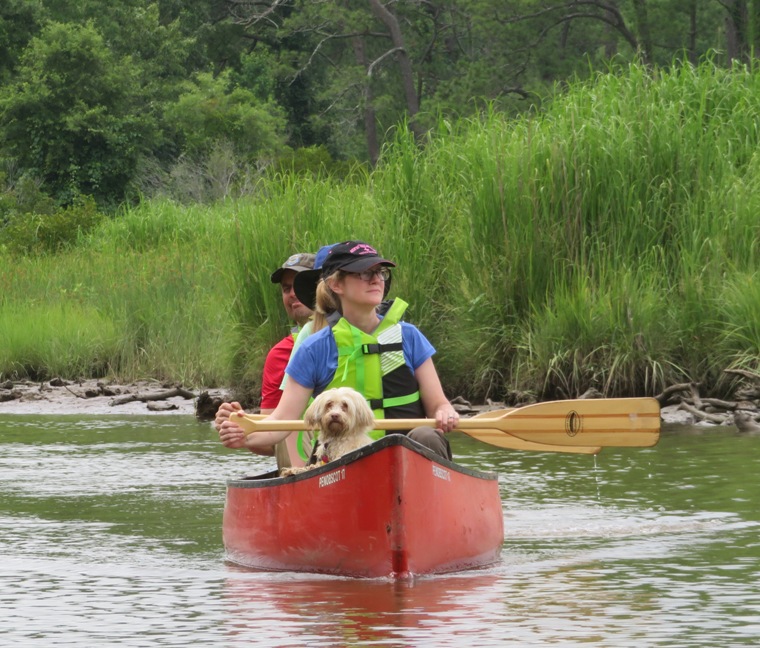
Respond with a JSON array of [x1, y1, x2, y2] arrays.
[[223, 434, 504, 578]]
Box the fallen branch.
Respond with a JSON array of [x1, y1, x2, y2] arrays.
[[63, 384, 87, 399], [724, 368, 760, 384], [689, 383, 703, 409], [654, 382, 692, 406], [700, 397, 738, 411], [110, 386, 196, 406], [678, 401, 727, 424]]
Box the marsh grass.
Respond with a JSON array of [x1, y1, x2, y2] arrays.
[[1, 60, 758, 400], [0, 301, 119, 379]]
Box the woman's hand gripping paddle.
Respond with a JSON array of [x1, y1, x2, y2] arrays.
[[226, 397, 662, 452]]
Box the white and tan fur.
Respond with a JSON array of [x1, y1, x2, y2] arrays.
[[280, 387, 375, 477]]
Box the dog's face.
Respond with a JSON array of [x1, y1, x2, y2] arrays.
[[303, 387, 375, 439]]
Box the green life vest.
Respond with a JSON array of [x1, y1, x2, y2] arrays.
[[324, 298, 424, 440]]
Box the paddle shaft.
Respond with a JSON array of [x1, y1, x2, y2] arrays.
[[231, 397, 660, 448], [230, 411, 600, 454]]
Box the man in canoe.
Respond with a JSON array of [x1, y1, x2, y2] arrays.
[[222, 252, 317, 468], [217, 240, 460, 466]]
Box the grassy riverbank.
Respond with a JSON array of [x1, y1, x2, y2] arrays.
[[1, 61, 758, 403]]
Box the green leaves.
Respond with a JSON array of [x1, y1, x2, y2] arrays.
[[0, 195, 103, 254], [0, 21, 157, 205], [164, 71, 288, 160]]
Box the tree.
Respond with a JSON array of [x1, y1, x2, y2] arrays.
[[0, 0, 44, 81], [499, 1, 729, 68], [722, 0, 760, 63], [163, 70, 288, 160], [0, 0, 753, 205], [0, 21, 158, 204], [223, 1, 443, 162]]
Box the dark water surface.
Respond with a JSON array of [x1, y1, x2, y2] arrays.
[[1, 415, 758, 647]]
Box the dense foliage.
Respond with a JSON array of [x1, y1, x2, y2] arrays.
[[1, 0, 759, 210], [1, 62, 758, 403]]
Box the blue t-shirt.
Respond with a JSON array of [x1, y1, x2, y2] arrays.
[[285, 321, 435, 395]]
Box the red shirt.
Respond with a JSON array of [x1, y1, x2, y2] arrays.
[[260, 334, 295, 409]]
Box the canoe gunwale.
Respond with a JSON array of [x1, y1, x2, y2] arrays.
[[227, 433, 499, 488]]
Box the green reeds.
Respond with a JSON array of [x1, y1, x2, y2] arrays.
[[422, 60, 760, 398], [0, 301, 119, 379], [1, 59, 758, 400], [1, 207, 236, 386]]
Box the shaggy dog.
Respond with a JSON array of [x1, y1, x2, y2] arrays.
[[280, 387, 376, 476]]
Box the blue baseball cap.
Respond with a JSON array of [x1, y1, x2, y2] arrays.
[[293, 243, 339, 307], [314, 244, 335, 270]]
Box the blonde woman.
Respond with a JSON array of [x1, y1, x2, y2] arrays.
[[217, 240, 459, 467]]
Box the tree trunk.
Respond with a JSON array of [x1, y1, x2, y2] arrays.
[[751, 0, 760, 57], [724, 0, 749, 63], [602, 0, 620, 58], [367, 0, 424, 140], [352, 35, 380, 166], [630, 0, 653, 64], [687, 0, 698, 64]]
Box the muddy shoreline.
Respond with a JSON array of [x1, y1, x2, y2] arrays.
[[0, 377, 736, 427], [0, 379, 227, 417]]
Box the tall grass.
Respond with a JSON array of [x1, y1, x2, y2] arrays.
[[0, 302, 119, 378], [1, 201, 237, 386], [1, 60, 758, 401], [424, 59, 760, 398]]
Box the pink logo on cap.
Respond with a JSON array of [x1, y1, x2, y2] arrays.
[[350, 243, 377, 255]]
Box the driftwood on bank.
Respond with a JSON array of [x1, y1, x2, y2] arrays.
[[654, 382, 694, 407], [1, 371, 758, 427], [677, 401, 727, 424], [724, 368, 760, 383], [651, 372, 760, 429], [0, 378, 204, 414], [109, 386, 196, 406]]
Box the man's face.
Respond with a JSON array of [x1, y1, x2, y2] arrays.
[[279, 269, 313, 325]]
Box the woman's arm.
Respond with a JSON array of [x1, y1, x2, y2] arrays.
[[414, 357, 460, 432], [217, 380, 314, 453]]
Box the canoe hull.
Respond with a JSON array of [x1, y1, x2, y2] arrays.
[[223, 435, 504, 578]]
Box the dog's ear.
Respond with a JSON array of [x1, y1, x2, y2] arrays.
[[302, 397, 322, 430], [351, 392, 376, 432]]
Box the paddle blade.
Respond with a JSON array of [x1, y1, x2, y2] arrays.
[[465, 409, 602, 454], [478, 398, 661, 448]]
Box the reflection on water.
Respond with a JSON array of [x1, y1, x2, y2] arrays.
[[1, 416, 759, 646]]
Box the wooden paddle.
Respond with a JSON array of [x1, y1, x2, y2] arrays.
[[230, 397, 660, 449], [463, 409, 601, 454], [462, 397, 658, 447], [229, 408, 601, 454]]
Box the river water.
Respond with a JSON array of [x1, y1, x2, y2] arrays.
[[1, 414, 758, 647]]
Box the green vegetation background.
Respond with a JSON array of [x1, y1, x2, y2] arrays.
[[1, 63, 758, 404]]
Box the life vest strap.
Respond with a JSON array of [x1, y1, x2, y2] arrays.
[[362, 342, 403, 355], [368, 390, 420, 411]]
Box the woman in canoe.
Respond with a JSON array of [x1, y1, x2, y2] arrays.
[[216, 240, 460, 466]]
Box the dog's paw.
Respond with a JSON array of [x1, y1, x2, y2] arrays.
[[279, 465, 314, 477]]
